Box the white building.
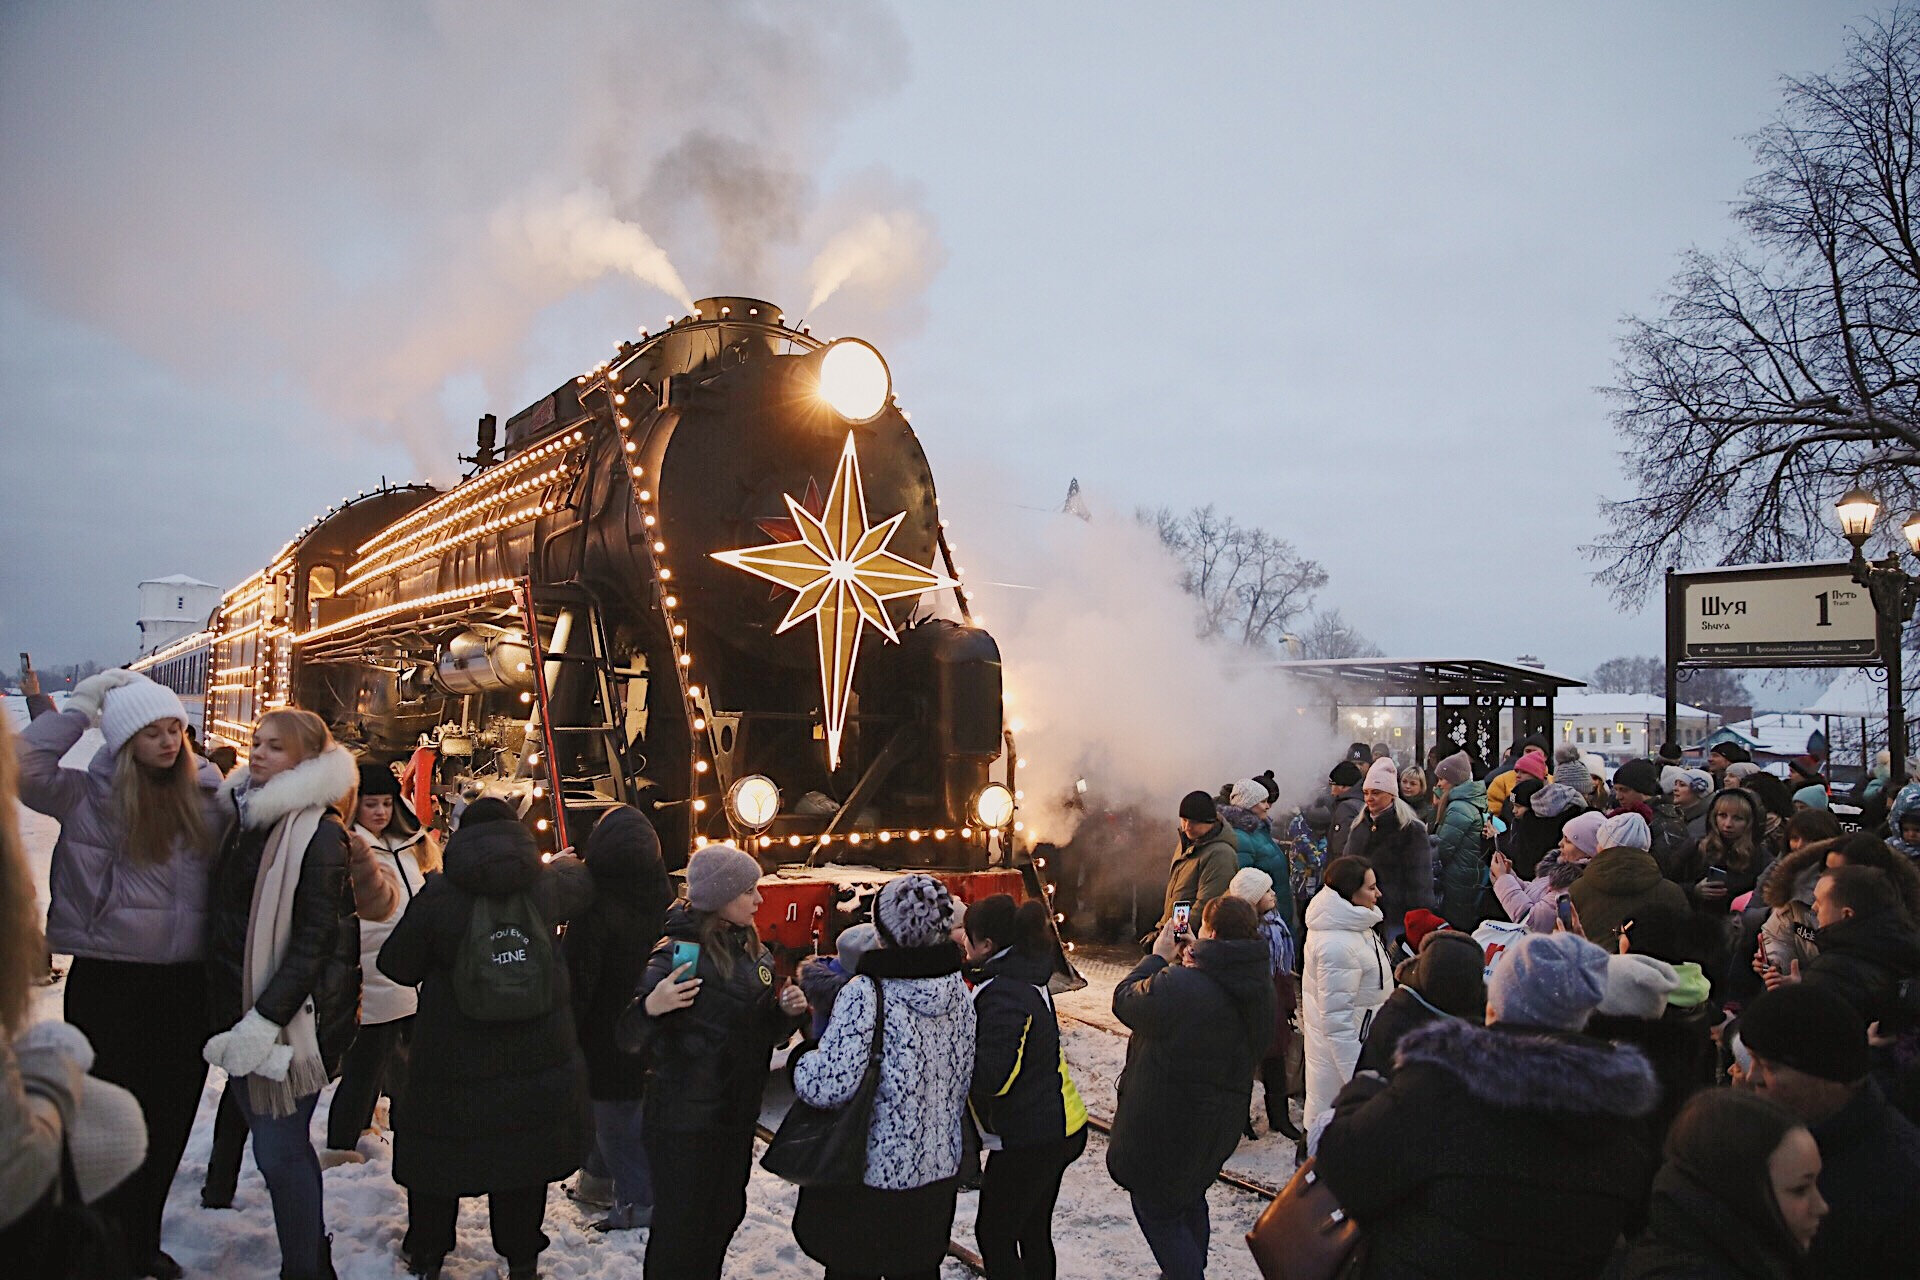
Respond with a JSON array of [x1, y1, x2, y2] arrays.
[[137, 574, 219, 656], [1552, 693, 1718, 764]]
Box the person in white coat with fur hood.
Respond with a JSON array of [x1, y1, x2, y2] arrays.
[[1300, 855, 1395, 1145], [791, 873, 977, 1280]]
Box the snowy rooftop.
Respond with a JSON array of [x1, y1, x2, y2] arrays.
[[1803, 668, 1910, 720], [141, 573, 216, 587], [1715, 712, 1825, 754], [1553, 692, 1712, 718]]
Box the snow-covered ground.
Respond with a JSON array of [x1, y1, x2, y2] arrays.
[[9, 696, 1284, 1277]]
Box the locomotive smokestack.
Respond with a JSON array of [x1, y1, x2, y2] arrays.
[[474, 413, 498, 468], [692, 297, 784, 325]]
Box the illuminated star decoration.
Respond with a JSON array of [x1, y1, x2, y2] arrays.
[[713, 432, 958, 771]]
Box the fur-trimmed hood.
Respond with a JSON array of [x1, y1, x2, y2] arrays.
[[1393, 1017, 1658, 1118], [1759, 837, 1839, 910], [220, 745, 357, 830]]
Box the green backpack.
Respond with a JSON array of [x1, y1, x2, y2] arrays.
[[451, 892, 555, 1022]]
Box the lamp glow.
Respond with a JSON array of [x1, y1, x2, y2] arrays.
[[1836, 488, 1881, 543], [1904, 512, 1920, 557], [973, 783, 1016, 829], [816, 339, 891, 422], [727, 775, 781, 830]]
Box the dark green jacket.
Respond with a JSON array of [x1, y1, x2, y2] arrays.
[[1160, 823, 1239, 926]]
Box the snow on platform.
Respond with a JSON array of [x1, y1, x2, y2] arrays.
[[9, 697, 1283, 1277]]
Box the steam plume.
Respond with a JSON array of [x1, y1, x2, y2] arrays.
[[503, 187, 694, 312]]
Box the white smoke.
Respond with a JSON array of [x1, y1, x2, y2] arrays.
[[931, 476, 1347, 844], [502, 187, 695, 312], [0, 1, 940, 473], [806, 206, 943, 314]]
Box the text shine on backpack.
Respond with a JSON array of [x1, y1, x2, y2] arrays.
[[452, 892, 555, 1022]]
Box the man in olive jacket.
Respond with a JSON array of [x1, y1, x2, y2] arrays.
[[1159, 791, 1240, 929]]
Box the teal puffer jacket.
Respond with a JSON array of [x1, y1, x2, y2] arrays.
[[1433, 781, 1490, 929]]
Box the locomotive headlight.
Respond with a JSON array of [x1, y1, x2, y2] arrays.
[[727, 775, 781, 831], [972, 783, 1016, 830], [816, 339, 891, 422]]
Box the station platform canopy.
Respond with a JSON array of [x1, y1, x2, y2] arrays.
[[1263, 657, 1586, 768]]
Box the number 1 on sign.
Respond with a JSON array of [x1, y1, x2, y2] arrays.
[[1815, 591, 1832, 627]]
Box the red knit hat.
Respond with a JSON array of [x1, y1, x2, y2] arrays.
[[1514, 754, 1548, 781], [1403, 909, 1450, 951]]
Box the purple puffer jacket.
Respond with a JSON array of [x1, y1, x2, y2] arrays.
[[17, 709, 223, 964]]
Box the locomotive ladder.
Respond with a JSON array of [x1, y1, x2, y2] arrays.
[[515, 579, 634, 843]]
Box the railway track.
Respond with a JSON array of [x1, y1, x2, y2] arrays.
[[753, 1005, 1284, 1278]]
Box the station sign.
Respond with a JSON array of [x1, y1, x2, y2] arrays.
[[1669, 561, 1879, 666]]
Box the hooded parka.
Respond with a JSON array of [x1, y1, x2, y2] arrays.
[[376, 815, 594, 1195], [1317, 1020, 1660, 1279], [1159, 821, 1239, 926], [562, 806, 672, 1100]]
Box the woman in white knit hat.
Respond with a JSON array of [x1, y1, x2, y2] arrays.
[[14, 669, 223, 1278]]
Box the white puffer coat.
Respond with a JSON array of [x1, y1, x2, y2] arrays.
[[351, 824, 431, 1025], [1301, 886, 1394, 1136], [792, 970, 976, 1191]]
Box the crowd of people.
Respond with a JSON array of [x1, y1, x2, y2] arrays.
[[0, 671, 1100, 1280], [1152, 733, 1920, 1277], [5, 669, 1920, 1280]]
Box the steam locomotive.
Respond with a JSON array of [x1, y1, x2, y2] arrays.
[[134, 297, 1034, 957]]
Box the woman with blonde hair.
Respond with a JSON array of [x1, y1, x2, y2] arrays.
[[16, 670, 223, 1278], [201, 708, 365, 1280]]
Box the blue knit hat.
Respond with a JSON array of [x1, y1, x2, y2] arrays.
[[1487, 932, 1611, 1031]]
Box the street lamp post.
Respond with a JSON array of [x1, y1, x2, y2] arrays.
[[1833, 487, 1920, 781]]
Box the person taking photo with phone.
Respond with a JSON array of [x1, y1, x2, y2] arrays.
[[620, 842, 808, 1280]]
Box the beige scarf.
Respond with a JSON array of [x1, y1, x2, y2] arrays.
[[241, 802, 331, 1117]]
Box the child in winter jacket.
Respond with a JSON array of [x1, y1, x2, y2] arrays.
[[1230, 866, 1302, 1140], [965, 897, 1087, 1279], [795, 922, 878, 1042]]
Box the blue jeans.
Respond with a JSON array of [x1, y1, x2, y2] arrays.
[[233, 1087, 325, 1278], [593, 1099, 653, 1210], [1129, 1191, 1209, 1280]]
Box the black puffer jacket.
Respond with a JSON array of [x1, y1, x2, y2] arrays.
[[563, 807, 672, 1100], [1343, 800, 1433, 942], [205, 747, 361, 1074], [1803, 906, 1920, 1029], [970, 947, 1087, 1151], [618, 902, 795, 1134], [1317, 1020, 1659, 1279], [1106, 937, 1275, 1203], [378, 816, 594, 1196]]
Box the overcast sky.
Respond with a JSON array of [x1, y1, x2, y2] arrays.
[[0, 2, 1868, 697]]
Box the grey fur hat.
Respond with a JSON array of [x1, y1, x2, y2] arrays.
[[875, 873, 958, 949]]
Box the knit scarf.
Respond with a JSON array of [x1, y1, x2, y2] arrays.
[[241, 803, 330, 1117]]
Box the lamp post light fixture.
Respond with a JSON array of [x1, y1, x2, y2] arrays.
[[1832, 487, 1920, 780]]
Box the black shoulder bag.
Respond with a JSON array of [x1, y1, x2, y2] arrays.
[[761, 978, 886, 1186]]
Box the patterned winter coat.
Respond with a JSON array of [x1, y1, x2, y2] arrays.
[[792, 946, 976, 1191], [17, 708, 224, 964]]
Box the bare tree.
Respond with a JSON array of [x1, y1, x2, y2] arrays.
[[1590, 654, 1752, 711], [1592, 10, 1920, 603], [1590, 655, 1667, 694], [1143, 504, 1329, 650], [1297, 609, 1385, 659]]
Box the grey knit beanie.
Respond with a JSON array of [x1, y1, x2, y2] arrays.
[[1434, 751, 1473, 787], [1487, 931, 1611, 1031], [1552, 757, 1593, 792], [686, 842, 763, 911]]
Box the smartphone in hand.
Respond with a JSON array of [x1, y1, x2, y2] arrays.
[[1171, 901, 1193, 935], [670, 940, 701, 975]]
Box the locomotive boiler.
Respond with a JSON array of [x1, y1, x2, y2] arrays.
[[135, 298, 1035, 955]]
